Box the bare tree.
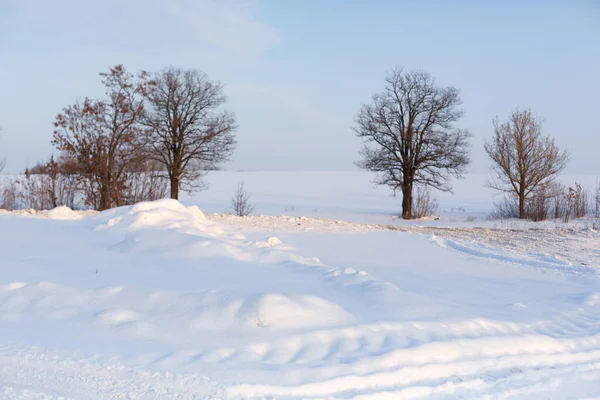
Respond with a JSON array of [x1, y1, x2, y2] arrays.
[[52, 65, 147, 210], [484, 108, 569, 219], [231, 181, 255, 217], [142, 67, 237, 200], [354, 68, 471, 219]]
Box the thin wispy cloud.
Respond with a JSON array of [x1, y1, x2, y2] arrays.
[[4, 0, 280, 57], [163, 0, 281, 55]]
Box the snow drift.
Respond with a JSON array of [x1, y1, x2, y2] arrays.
[[1, 196, 600, 399]]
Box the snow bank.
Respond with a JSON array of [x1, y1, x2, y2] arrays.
[[85, 200, 362, 333], [46, 206, 85, 220], [94, 199, 207, 232], [0, 206, 93, 220]]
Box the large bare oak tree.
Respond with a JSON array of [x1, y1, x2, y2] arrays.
[[354, 68, 471, 219], [484, 108, 569, 219], [142, 67, 237, 199]]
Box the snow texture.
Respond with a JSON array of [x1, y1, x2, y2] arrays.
[[1, 171, 600, 399]]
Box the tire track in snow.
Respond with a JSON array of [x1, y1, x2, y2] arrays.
[[159, 290, 600, 368], [141, 292, 600, 398], [431, 235, 596, 276], [225, 341, 600, 399]]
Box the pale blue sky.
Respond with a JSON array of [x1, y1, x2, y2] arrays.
[[0, 0, 598, 174]]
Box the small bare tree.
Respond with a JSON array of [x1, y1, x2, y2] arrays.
[[142, 67, 237, 200], [567, 182, 588, 219], [354, 67, 471, 219], [231, 181, 255, 217], [484, 108, 569, 219]]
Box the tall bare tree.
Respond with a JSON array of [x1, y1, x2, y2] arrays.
[[484, 108, 569, 219], [142, 67, 237, 200], [354, 68, 471, 219], [52, 65, 147, 210]]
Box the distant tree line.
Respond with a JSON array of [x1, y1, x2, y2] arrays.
[[0, 65, 597, 222]]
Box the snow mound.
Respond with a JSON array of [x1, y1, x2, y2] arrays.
[[251, 236, 289, 249], [193, 293, 354, 331], [129, 199, 197, 215], [248, 293, 354, 329], [93, 199, 209, 232], [46, 206, 84, 220]]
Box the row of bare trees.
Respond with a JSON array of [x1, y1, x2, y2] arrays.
[[1, 65, 237, 211], [0, 66, 589, 220], [355, 67, 573, 220]]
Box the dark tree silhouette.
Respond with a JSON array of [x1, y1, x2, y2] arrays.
[[484, 108, 569, 219], [354, 67, 471, 219], [142, 67, 237, 200]]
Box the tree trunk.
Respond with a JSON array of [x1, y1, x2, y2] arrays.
[[170, 175, 179, 200], [99, 184, 110, 211], [48, 188, 57, 209], [401, 184, 413, 220], [518, 194, 525, 219]]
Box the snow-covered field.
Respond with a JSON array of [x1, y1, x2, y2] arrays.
[[1, 171, 600, 399]]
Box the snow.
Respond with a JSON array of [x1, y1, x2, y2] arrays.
[[1, 171, 600, 399]]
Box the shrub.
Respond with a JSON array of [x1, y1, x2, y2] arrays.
[[412, 186, 439, 219], [567, 182, 589, 220], [231, 181, 255, 217]]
